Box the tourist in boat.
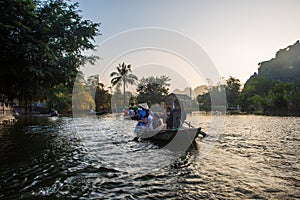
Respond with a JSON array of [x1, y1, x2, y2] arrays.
[[146, 110, 154, 130], [166, 105, 172, 115], [167, 99, 186, 129], [145, 108, 163, 130], [152, 112, 162, 129], [50, 108, 59, 117], [134, 103, 149, 133], [129, 103, 138, 120], [163, 105, 172, 125], [123, 109, 129, 116]]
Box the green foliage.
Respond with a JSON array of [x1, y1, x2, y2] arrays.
[[197, 76, 238, 112], [289, 89, 300, 112], [72, 77, 95, 113], [241, 41, 300, 115], [86, 74, 100, 100], [263, 82, 295, 114], [197, 85, 226, 112], [225, 76, 241, 107], [0, 0, 100, 113], [197, 92, 211, 111], [136, 76, 170, 106], [247, 94, 264, 112], [72, 73, 111, 114], [240, 78, 300, 115], [239, 76, 275, 112], [46, 83, 73, 113], [95, 83, 111, 112]]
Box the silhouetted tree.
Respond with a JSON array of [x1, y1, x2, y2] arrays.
[[110, 63, 138, 108], [0, 0, 100, 113], [95, 83, 111, 112], [136, 76, 170, 106], [225, 76, 241, 108]]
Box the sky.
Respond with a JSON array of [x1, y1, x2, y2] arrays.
[[73, 0, 300, 90]]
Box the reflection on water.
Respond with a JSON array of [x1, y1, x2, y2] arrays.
[[0, 114, 299, 199]]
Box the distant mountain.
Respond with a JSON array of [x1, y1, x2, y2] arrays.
[[194, 85, 208, 96], [246, 40, 300, 86], [172, 85, 208, 98], [172, 87, 192, 96]]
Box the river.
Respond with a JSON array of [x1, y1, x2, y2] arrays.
[[0, 114, 299, 199]]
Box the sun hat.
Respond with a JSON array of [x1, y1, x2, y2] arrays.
[[138, 103, 149, 110]]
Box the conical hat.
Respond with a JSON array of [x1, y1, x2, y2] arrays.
[[138, 103, 149, 110]]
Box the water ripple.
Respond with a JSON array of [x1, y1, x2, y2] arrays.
[[0, 115, 299, 199]]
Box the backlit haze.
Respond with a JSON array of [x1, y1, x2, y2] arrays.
[[74, 0, 300, 91]]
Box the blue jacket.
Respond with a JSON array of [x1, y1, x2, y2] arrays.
[[137, 109, 147, 126]]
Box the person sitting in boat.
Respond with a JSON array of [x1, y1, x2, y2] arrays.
[[134, 103, 150, 133], [166, 99, 186, 129], [144, 108, 162, 130], [152, 112, 162, 129], [129, 103, 138, 120], [146, 110, 154, 130], [50, 108, 59, 117], [163, 105, 172, 124], [123, 109, 129, 116]]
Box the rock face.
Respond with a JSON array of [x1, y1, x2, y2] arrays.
[[246, 40, 300, 87], [172, 85, 208, 98]]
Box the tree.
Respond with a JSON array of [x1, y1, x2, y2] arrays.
[[239, 76, 275, 112], [95, 83, 111, 112], [136, 76, 170, 106], [0, 0, 100, 113], [0, 0, 37, 107], [241, 41, 300, 115], [110, 62, 138, 108], [87, 75, 100, 100], [197, 92, 211, 112], [289, 88, 300, 113], [72, 78, 95, 113], [264, 82, 295, 114], [197, 85, 226, 112], [46, 83, 73, 113], [225, 76, 241, 107]]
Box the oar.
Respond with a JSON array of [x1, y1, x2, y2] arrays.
[[184, 121, 207, 137], [184, 121, 194, 128]]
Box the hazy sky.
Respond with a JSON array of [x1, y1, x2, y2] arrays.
[[73, 0, 300, 88]]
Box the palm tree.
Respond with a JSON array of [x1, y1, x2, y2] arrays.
[[110, 62, 138, 109]]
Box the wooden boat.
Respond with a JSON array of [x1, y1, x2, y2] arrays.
[[134, 127, 206, 147]]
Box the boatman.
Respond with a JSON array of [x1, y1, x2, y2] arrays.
[[167, 99, 186, 129]]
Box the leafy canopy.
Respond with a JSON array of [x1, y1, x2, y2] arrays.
[[0, 0, 100, 113], [110, 62, 138, 108], [136, 75, 171, 106]]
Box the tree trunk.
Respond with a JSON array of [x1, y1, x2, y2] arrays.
[[123, 79, 126, 109]]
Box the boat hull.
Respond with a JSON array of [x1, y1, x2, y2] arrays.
[[135, 127, 205, 147]]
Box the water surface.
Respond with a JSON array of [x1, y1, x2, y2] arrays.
[[0, 114, 299, 199]]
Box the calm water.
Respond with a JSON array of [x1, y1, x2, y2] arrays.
[[0, 114, 299, 199]]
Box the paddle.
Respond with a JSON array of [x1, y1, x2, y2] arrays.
[[184, 121, 194, 128], [184, 121, 207, 137]]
